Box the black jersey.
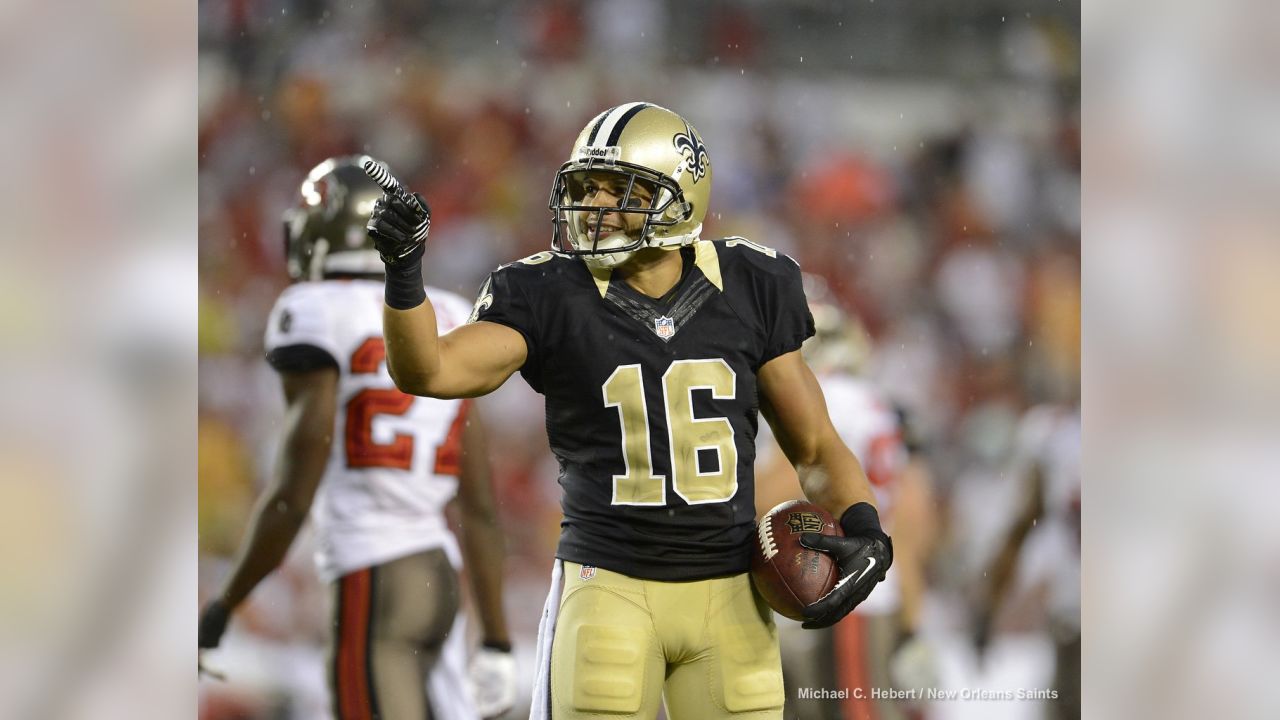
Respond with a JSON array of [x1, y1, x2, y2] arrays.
[[472, 238, 814, 580]]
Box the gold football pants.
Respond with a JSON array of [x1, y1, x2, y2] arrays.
[[551, 561, 785, 719]]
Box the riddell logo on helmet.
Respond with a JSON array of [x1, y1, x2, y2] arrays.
[[576, 146, 621, 162]]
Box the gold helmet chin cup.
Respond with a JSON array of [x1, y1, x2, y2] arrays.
[[549, 102, 712, 264]]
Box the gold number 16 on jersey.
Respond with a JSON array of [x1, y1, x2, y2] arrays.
[[602, 358, 738, 506]]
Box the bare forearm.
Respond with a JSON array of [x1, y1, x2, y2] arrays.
[[983, 469, 1043, 613], [383, 302, 441, 394], [217, 496, 308, 609], [893, 526, 928, 632], [454, 406, 510, 644], [758, 352, 877, 519], [796, 441, 877, 519], [459, 513, 510, 645], [891, 461, 936, 633], [217, 369, 335, 610]]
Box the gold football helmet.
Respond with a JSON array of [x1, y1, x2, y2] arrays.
[[549, 102, 712, 269]]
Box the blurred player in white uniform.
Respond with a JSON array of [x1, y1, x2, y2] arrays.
[[756, 279, 938, 720], [198, 156, 516, 719], [974, 401, 1080, 720]]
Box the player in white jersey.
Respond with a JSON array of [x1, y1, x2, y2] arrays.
[[974, 400, 1080, 719], [756, 282, 937, 720], [199, 157, 516, 719]]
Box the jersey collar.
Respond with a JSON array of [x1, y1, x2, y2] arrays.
[[586, 240, 723, 299]]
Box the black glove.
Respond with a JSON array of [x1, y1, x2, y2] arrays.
[[366, 191, 431, 265], [799, 503, 893, 629], [367, 191, 431, 309], [198, 599, 231, 649]]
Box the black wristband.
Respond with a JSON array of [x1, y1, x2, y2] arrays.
[[839, 502, 888, 541], [482, 639, 513, 653], [384, 243, 426, 310]]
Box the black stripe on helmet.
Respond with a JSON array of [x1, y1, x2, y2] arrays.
[[606, 103, 652, 146], [585, 109, 611, 145]]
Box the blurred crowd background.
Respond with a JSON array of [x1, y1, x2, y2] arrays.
[[198, 1, 1079, 718]]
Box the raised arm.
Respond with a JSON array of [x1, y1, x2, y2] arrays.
[[367, 187, 527, 399], [384, 301, 526, 398]]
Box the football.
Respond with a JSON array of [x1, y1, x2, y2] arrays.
[[750, 500, 843, 621]]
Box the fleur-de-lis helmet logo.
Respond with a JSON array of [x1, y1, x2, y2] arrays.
[[673, 124, 710, 183]]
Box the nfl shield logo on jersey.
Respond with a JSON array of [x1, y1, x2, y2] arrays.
[[654, 316, 675, 340], [579, 565, 597, 581]]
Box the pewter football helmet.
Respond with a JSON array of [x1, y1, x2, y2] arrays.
[[283, 155, 387, 281]]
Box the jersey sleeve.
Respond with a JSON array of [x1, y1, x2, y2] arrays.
[[761, 254, 816, 363], [468, 266, 541, 379], [263, 285, 342, 373]]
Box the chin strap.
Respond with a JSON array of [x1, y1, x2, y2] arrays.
[[307, 239, 330, 281], [645, 223, 702, 249], [582, 225, 702, 270], [642, 162, 697, 250]]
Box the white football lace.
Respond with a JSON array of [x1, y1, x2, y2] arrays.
[[757, 518, 779, 560]]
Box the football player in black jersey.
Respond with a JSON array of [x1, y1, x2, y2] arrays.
[[368, 102, 894, 719]]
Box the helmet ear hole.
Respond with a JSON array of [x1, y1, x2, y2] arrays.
[[668, 200, 692, 222]]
